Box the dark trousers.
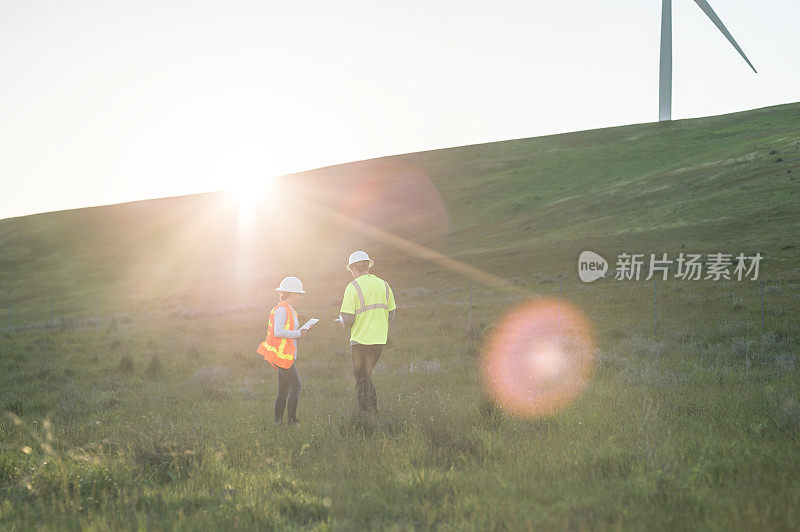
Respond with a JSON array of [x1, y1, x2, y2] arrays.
[[352, 344, 384, 413], [273, 363, 302, 422]]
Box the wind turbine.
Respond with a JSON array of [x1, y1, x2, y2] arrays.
[[659, 0, 757, 121]]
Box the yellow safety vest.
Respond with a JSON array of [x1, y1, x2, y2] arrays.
[[341, 274, 396, 345]]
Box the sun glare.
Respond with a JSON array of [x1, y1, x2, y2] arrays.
[[228, 176, 270, 231], [227, 176, 273, 283]]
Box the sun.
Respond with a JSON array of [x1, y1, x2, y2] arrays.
[[227, 176, 270, 232]]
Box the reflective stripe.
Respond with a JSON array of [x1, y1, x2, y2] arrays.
[[350, 278, 391, 315], [261, 339, 294, 360], [262, 303, 296, 363], [354, 303, 388, 315], [278, 338, 287, 354], [350, 279, 366, 309]]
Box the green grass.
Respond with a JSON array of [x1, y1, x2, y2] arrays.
[[1, 103, 800, 529]]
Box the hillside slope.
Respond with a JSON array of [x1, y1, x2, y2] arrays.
[[1, 105, 799, 530], [1, 103, 799, 313]]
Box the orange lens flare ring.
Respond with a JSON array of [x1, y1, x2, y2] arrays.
[[482, 299, 596, 418]]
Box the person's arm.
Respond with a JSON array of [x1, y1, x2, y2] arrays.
[[341, 312, 355, 329], [273, 306, 301, 339], [387, 283, 397, 323], [340, 284, 358, 333]]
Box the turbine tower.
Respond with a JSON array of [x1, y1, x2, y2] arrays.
[[659, 0, 757, 121]]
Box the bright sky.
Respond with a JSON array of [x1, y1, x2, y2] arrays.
[[1, 0, 797, 220]]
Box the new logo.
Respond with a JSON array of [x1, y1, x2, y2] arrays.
[[578, 251, 608, 283]]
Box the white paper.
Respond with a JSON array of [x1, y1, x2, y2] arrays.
[[299, 318, 319, 331]]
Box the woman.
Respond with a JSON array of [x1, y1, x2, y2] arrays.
[[257, 276, 309, 426]]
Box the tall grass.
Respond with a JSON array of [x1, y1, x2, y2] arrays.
[[1, 281, 798, 528]]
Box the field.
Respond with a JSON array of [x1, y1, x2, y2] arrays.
[[2, 103, 800, 529]]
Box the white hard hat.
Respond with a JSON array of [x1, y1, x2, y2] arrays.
[[347, 250, 374, 270], [275, 276, 306, 294]]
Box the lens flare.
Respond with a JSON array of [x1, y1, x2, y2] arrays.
[[482, 299, 596, 418], [291, 160, 451, 273]]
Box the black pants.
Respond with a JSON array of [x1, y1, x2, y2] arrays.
[[352, 344, 384, 413], [273, 363, 302, 422]]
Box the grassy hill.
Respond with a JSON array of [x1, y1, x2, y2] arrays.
[[1, 103, 799, 529], [2, 102, 799, 312]]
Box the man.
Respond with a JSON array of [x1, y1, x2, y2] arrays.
[[339, 251, 396, 413]]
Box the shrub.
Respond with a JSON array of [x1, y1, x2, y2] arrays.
[[419, 412, 485, 467], [146, 355, 162, 377], [186, 344, 201, 361], [774, 395, 800, 436], [193, 366, 232, 400], [131, 440, 202, 483], [28, 459, 121, 506], [477, 397, 504, 428], [0, 453, 21, 488], [338, 412, 377, 439], [118, 355, 135, 374]]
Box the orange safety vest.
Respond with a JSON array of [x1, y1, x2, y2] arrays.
[[256, 301, 297, 369]]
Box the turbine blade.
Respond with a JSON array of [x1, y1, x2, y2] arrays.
[[693, 0, 757, 73]]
